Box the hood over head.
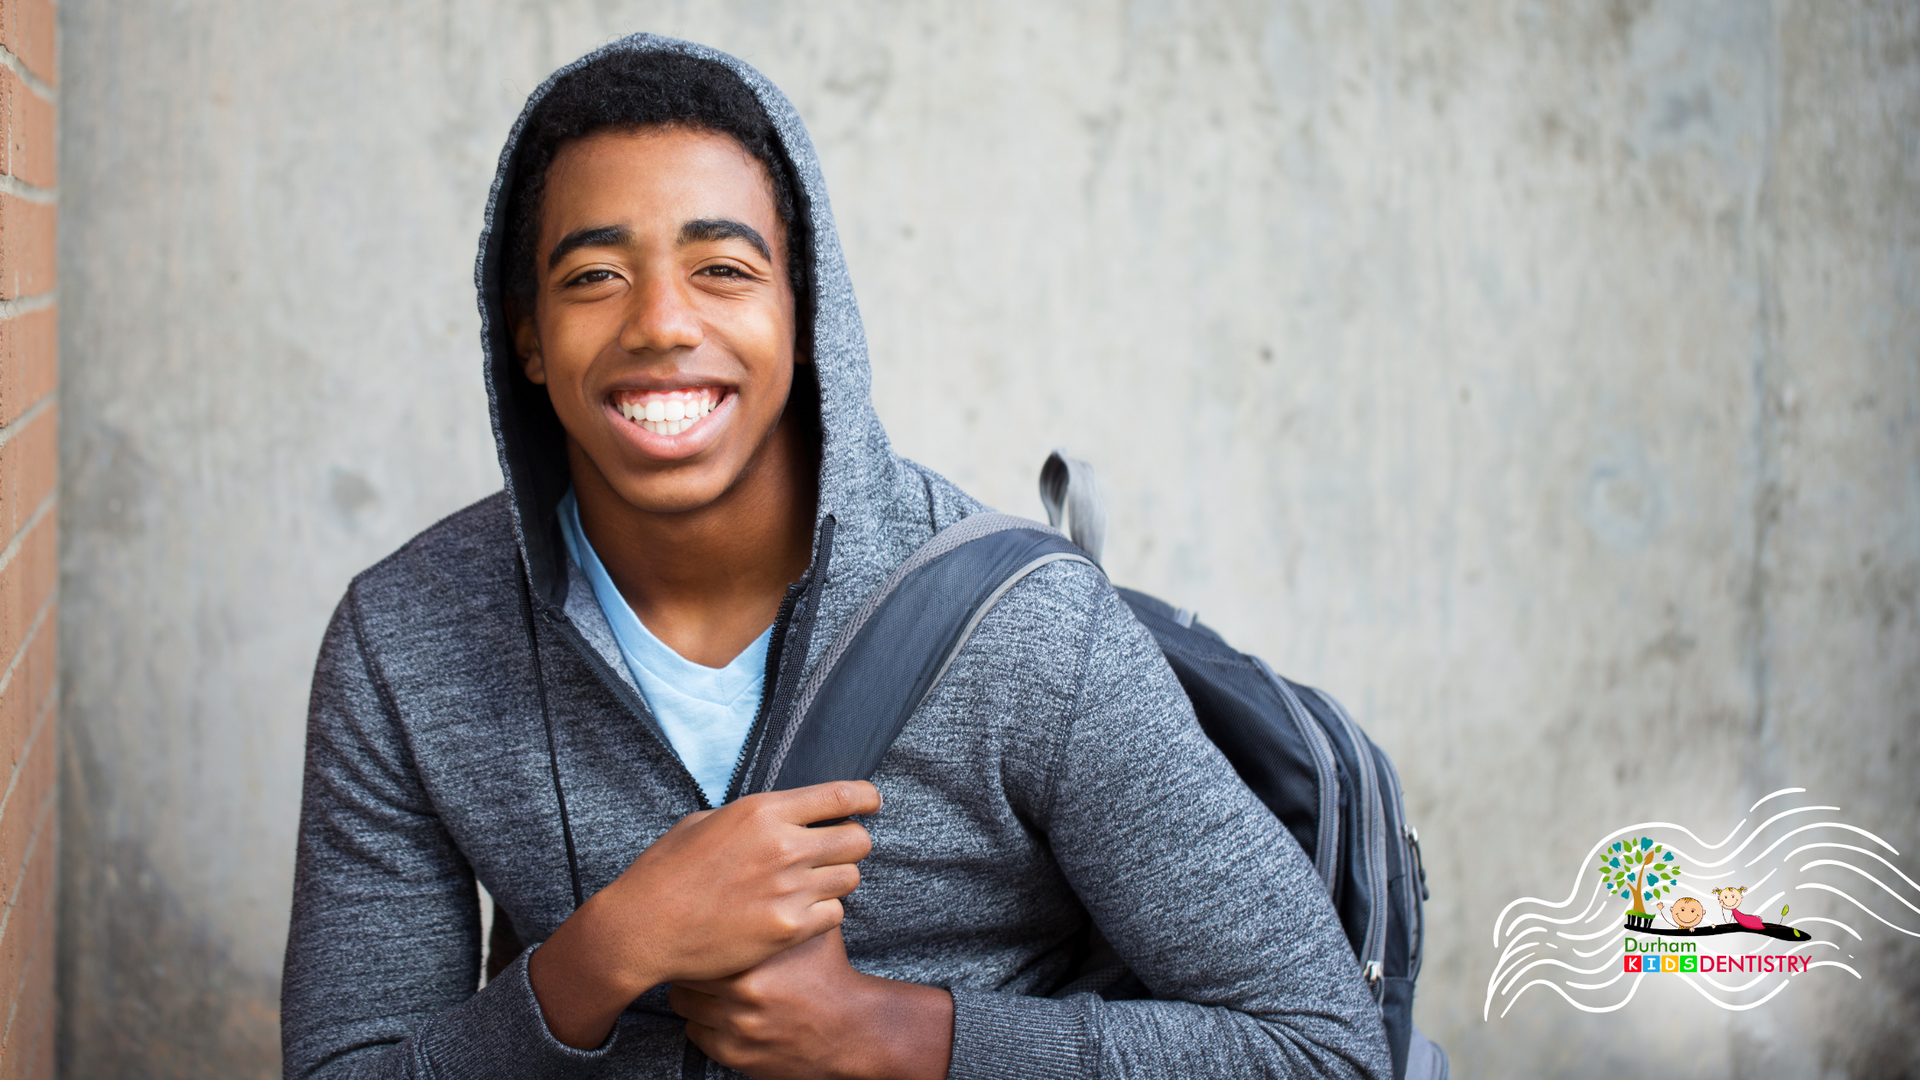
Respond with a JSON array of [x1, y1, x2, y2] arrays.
[[476, 34, 905, 609]]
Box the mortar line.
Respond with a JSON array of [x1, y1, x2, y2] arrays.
[[0, 492, 53, 578], [0, 392, 54, 449], [0, 731, 54, 908], [0, 648, 55, 824], [0, 290, 56, 320], [0, 592, 54, 709], [0, 774, 56, 1037], [0, 175, 56, 204], [0, 44, 55, 105]]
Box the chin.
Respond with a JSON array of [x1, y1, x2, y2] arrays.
[[611, 470, 738, 516]]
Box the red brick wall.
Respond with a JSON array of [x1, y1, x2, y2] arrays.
[[0, 0, 53, 1076]]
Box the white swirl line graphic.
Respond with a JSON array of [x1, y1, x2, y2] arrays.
[[1744, 821, 1899, 867], [1785, 842, 1920, 893], [1791, 916, 1859, 940], [1502, 974, 1643, 1017], [1795, 883, 1920, 937], [1751, 787, 1806, 812], [1800, 860, 1920, 917]]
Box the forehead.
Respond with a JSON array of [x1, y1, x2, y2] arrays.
[[541, 127, 779, 238]]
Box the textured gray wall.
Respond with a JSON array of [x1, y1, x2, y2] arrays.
[[57, 1, 1918, 1076]]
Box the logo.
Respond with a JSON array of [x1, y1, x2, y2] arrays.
[[1487, 788, 1919, 1017]]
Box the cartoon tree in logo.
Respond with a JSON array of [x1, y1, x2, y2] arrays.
[[1596, 837, 1680, 928]]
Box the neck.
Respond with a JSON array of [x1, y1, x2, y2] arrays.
[[568, 411, 817, 668]]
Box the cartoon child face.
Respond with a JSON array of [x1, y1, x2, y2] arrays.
[[1716, 887, 1745, 910], [1670, 898, 1705, 929]]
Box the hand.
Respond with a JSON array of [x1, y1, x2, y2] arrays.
[[528, 781, 881, 1050], [670, 927, 954, 1080]]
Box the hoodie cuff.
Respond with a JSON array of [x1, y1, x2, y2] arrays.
[[416, 944, 616, 1078], [946, 987, 1091, 1080]]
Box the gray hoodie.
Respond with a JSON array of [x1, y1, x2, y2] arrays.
[[280, 33, 1391, 1080]]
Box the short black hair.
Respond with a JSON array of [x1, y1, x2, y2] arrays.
[[501, 50, 810, 334]]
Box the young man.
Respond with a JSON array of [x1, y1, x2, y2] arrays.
[[282, 35, 1390, 1080]]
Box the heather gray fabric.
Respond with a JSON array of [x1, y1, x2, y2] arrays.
[[281, 32, 1390, 1080]]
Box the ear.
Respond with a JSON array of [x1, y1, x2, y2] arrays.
[[514, 312, 547, 385]]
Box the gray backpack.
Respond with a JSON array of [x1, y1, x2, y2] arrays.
[[766, 451, 1447, 1080]]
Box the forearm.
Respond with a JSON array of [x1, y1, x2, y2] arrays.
[[526, 895, 658, 1051], [837, 973, 953, 1080]]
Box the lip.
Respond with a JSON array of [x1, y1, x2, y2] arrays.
[[603, 385, 735, 461]]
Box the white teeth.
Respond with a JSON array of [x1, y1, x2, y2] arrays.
[[618, 390, 723, 435]]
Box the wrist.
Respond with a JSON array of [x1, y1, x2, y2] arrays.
[[527, 899, 657, 1050], [853, 974, 953, 1080]]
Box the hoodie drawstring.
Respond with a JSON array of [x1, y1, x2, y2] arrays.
[[519, 552, 586, 912]]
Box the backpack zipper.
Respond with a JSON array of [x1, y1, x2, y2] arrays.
[[1257, 658, 1342, 894], [1311, 687, 1390, 996]]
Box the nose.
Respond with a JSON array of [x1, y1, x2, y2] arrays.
[[620, 269, 704, 355]]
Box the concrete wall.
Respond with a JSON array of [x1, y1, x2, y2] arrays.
[[57, 1, 1919, 1076]]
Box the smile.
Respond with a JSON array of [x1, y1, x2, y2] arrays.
[[612, 386, 723, 437]]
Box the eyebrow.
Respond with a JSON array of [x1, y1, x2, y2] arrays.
[[547, 225, 630, 270], [679, 218, 771, 261], [545, 218, 774, 271]]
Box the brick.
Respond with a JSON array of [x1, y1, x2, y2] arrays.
[[0, 605, 51, 774], [0, 514, 52, 682], [0, 0, 54, 89], [0, 307, 52, 428], [0, 790, 51, 1080], [0, 196, 50, 301], [0, 723, 50, 953], [0, 406, 52, 543], [0, 68, 50, 189]]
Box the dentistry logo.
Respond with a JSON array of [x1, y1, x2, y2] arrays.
[[1487, 788, 1920, 1017]]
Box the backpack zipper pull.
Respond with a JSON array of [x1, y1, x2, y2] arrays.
[[1406, 825, 1430, 901]]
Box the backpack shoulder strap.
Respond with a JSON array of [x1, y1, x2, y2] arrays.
[[765, 513, 1095, 791]]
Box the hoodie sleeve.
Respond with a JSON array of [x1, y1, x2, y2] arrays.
[[280, 590, 613, 1080], [944, 578, 1392, 1080]]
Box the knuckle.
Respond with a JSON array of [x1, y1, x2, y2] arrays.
[[732, 972, 770, 1004], [769, 835, 804, 865], [767, 906, 805, 939], [732, 1012, 769, 1043]]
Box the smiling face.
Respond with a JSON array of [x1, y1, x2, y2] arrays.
[[514, 126, 797, 515], [1716, 888, 1744, 910], [1670, 898, 1705, 928]]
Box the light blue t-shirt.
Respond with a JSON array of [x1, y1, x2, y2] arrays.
[[557, 490, 771, 806]]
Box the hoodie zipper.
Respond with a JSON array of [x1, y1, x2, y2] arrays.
[[723, 580, 805, 803], [544, 606, 715, 811]]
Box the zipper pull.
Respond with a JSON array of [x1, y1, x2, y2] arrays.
[[1406, 825, 1430, 901]]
